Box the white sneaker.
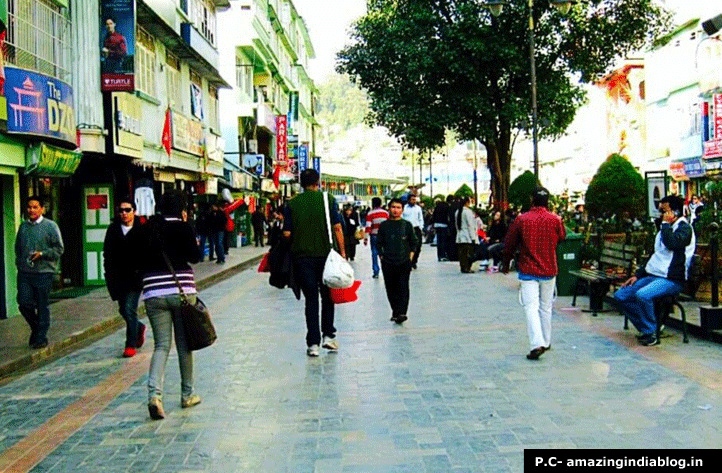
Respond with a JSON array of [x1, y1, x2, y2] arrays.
[[306, 344, 320, 357], [322, 336, 339, 351]]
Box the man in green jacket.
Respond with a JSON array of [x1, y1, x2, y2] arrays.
[[377, 198, 418, 324], [283, 170, 346, 357], [15, 196, 64, 349]]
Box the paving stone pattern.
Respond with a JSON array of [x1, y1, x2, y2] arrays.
[[1, 245, 722, 472]]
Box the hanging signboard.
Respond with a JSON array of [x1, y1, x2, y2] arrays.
[[111, 92, 142, 158], [298, 143, 309, 177], [684, 158, 705, 179], [171, 111, 203, 156], [26, 142, 82, 177], [4, 67, 76, 146], [100, 0, 135, 92], [275, 115, 288, 165], [669, 162, 687, 181]]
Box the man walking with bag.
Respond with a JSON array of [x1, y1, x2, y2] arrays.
[[283, 170, 346, 357]]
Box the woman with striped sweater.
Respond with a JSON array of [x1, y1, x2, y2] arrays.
[[139, 190, 201, 420]]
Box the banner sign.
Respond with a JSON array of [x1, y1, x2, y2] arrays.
[[684, 158, 705, 178], [190, 83, 203, 120], [287, 92, 299, 133], [26, 142, 82, 176], [313, 156, 321, 175], [4, 67, 76, 145], [171, 111, 203, 156], [669, 162, 687, 181], [705, 159, 722, 176], [276, 115, 288, 165], [704, 139, 722, 159], [100, 0, 135, 92], [112, 92, 142, 158], [298, 143, 308, 176]]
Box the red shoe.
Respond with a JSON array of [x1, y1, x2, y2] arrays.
[[137, 324, 146, 349], [123, 347, 136, 358]]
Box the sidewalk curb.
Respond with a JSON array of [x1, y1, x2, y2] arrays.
[[0, 253, 264, 381]]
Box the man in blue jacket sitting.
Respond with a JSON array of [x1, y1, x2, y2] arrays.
[[614, 195, 695, 346]]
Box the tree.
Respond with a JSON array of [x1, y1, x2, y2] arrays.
[[585, 153, 645, 220], [508, 171, 538, 211], [338, 0, 671, 206], [454, 184, 474, 199]]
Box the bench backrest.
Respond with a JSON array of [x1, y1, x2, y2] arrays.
[[685, 254, 702, 298], [599, 241, 637, 275]]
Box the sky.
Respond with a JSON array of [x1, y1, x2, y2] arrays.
[[292, 0, 366, 84]]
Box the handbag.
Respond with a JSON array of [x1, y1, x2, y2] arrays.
[[354, 226, 366, 241], [321, 192, 354, 289], [162, 251, 217, 351]]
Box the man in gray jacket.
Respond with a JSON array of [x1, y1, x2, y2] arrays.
[[15, 196, 64, 349]]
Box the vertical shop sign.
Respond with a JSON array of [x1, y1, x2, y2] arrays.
[[276, 115, 288, 165], [298, 143, 309, 177], [287, 92, 299, 133], [100, 0, 135, 92], [313, 156, 321, 176], [715, 94, 722, 139]]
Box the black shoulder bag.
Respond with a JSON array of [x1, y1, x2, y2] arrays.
[[161, 251, 217, 351]]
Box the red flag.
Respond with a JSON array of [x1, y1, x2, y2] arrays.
[[272, 165, 280, 189], [161, 107, 172, 157]]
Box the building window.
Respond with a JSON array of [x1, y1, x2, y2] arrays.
[[166, 51, 182, 110], [190, 69, 203, 120], [136, 27, 156, 97], [4, 0, 71, 82], [209, 85, 219, 131], [236, 64, 253, 98], [190, 0, 216, 46]]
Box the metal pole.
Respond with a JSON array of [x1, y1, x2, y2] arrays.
[[473, 141, 478, 206], [418, 152, 423, 195], [429, 151, 433, 197], [529, 0, 539, 179], [713, 233, 719, 308]]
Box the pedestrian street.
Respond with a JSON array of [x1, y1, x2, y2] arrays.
[[2, 245, 722, 473]]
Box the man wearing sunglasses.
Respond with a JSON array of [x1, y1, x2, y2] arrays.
[[103, 198, 146, 357]]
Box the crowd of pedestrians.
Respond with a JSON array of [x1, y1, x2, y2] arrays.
[[9, 177, 698, 420]]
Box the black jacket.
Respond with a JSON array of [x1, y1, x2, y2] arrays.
[[103, 216, 144, 300], [432, 201, 449, 225], [138, 217, 201, 277]]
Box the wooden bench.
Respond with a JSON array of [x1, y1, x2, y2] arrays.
[[623, 254, 701, 344], [570, 241, 639, 316]]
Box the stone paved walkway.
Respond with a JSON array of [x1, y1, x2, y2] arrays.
[[1, 244, 722, 472]]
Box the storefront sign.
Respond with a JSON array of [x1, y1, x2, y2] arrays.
[[190, 83, 203, 119], [242, 154, 264, 176], [4, 67, 76, 146], [313, 156, 321, 176], [704, 139, 722, 159], [26, 142, 82, 177], [276, 115, 288, 164], [171, 112, 203, 156], [706, 159, 722, 176], [298, 144, 308, 176], [100, 0, 135, 92], [261, 178, 277, 193], [669, 162, 687, 181], [684, 158, 705, 179], [111, 92, 142, 158], [86, 194, 109, 210], [232, 171, 254, 190]]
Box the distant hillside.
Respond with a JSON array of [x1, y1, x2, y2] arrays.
[[316, 74, 369, 137]]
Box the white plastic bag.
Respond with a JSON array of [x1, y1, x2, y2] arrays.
[[323, 249, 355, 289]]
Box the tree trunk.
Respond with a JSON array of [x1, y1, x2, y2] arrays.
[[485, 132, 512, 209]]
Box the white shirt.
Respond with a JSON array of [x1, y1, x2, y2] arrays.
[[121, 224, 132, 236], [134, 187, 156, 217], [402, 204, 424, 229]]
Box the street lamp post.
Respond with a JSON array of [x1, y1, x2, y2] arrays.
[[485, 0, 576, 179], [428, 151, 433, 197]]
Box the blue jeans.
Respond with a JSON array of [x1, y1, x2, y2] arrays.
[[17, 272, 53, 345], [295, 257, 335, 347], [118, 291, 144, 348], [145, 294, 195, 401], [370, 235, 380, 276], [212, 231, 225, 262], [614, 276, 683, 335], [199, 234, 214, 261]]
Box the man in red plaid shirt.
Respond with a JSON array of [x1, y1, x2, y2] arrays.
[[501, 187, 566, 360]]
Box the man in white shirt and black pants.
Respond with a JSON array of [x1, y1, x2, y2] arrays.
[[402, 194, 424, 269]]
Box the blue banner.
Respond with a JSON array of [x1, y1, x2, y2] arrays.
[[313, 156, 321, 175], [684, 158, 705, 178], [299, 144, 308, 173], [4, 67, 76, 145]]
